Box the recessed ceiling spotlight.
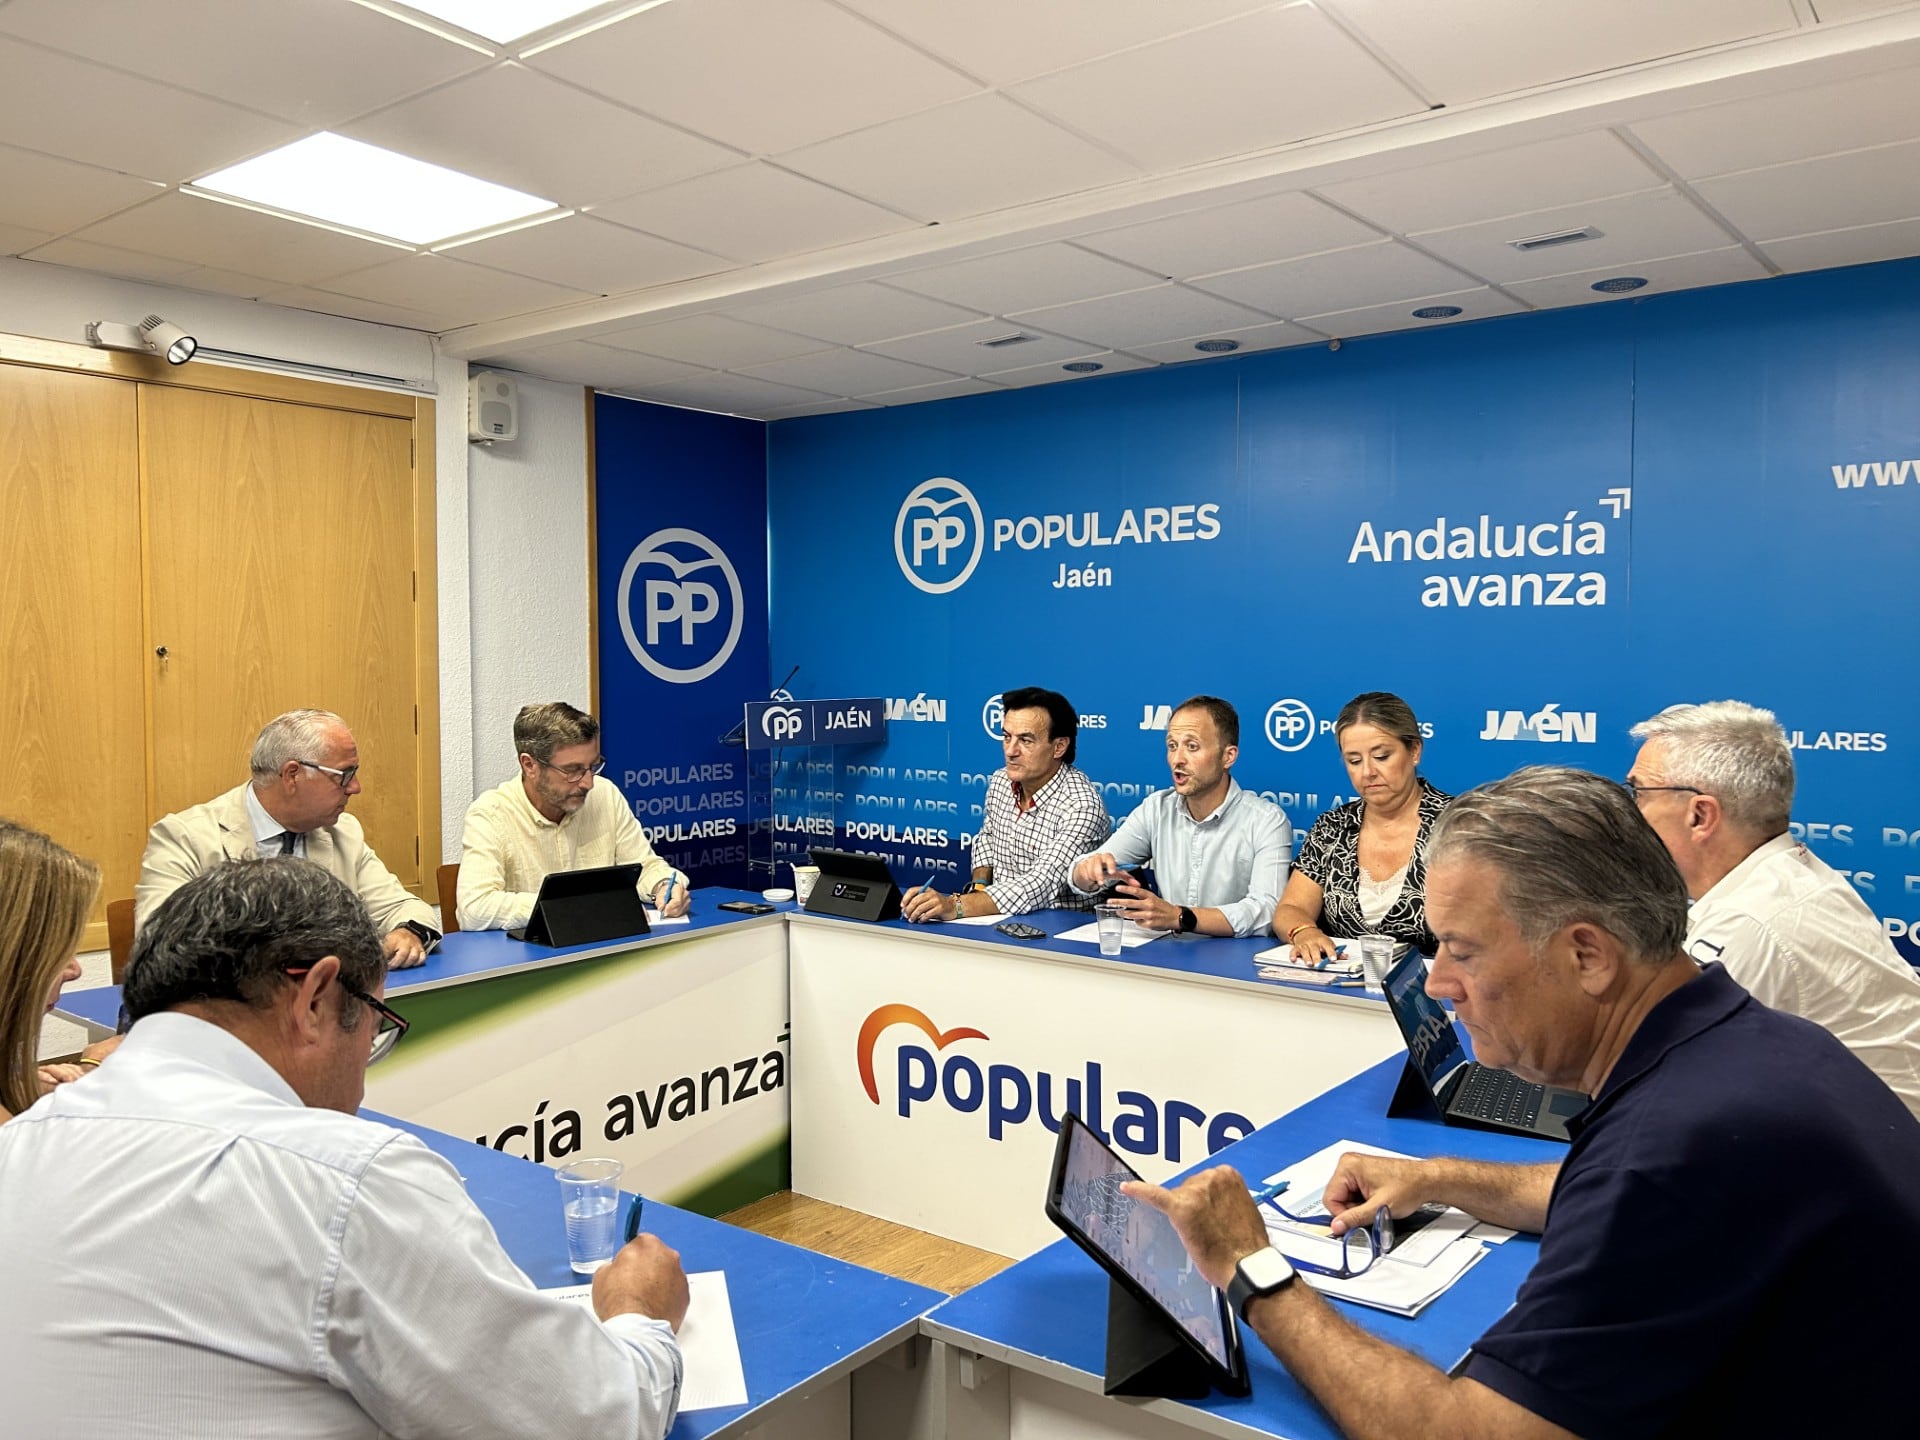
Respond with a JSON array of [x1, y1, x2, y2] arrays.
[[1193, 339, 1241, 353], [1591, 276, 1649, 294], [1062, 361, 1105, 373], [1411, 305, 1463, 319]]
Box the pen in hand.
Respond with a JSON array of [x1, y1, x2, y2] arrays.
[[662, 878, 676, 909], [1249, 1179, 1291, 1207], [624, 1193, 645, 1244]]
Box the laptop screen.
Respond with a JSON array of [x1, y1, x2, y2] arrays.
[[1382, 951, 1470, 1095]]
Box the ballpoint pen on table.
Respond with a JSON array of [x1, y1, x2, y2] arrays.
[[1249, 1179, 1291, 1206], [625, 1193, 645, 1244]]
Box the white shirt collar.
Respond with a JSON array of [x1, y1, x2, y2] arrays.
[[122, 1011, 305, 1109]]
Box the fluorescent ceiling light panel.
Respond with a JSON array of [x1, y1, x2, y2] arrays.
[[193, 133, 558, 245], [394, 1, 622, 43]]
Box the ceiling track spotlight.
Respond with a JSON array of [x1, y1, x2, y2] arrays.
[[85, 314, 198, 365]]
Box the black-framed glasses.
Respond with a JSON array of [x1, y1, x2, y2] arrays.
[[296, 759, 359, 789], [1262, 1196, 1393, 1281], [284, 966, 409, 1063], [1624, 779, 1705, 804], [535, 756, 607, 783]]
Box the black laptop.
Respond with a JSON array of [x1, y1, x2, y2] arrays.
[[1381, 950, 1588, 1142], [507, 863, 649, 946]]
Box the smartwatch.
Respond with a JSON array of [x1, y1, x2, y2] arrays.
[[1227, 1245, 1296, 1321], [1178, 905, 1197, 934]]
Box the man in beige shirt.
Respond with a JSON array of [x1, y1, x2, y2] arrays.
[[136, 709, 439, 968], [457, 703, 691, 932]]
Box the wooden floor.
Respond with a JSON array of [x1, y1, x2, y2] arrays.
[[721, 1191, 1014, 1294]]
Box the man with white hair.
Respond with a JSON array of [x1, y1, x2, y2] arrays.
[[1627, 699, 1920, 1116], [136, 709, 439, 968]]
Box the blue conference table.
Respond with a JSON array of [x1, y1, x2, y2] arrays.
[[921, 1055, 1553, 1440], [393, 1111, 942, 1440]]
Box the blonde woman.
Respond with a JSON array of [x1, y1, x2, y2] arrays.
[[0, 820, 102, 1122]]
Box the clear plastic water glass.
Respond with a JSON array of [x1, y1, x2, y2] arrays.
[[1358, 936, 1396, 997], [1095, 903, 1125, 956], [556, 1157, 624, 1273]]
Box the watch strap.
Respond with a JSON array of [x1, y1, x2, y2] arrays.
[[1178, 905, 1197, 933], [1227, 1246, 1295, 1321]]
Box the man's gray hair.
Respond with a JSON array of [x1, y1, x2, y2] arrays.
[[124, 859, 385, 1026], [1427, 766, 1688, 964], [1628, 701, 1793, 834], [513, 702, 598, 765], [250, 709, 347, 779]]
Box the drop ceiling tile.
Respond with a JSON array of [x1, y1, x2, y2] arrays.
[[526, 0, 979, 155], [890, 242, 1161, 313], [778, 93, 1138, 223], [319, 253, 594, 327], [22, 237, 202, 284], [70, 192, 410, 287], [860, 320, 1101, 374], [1413, 188, 1738, 283], [1075, 192, 1382, 280], [868, 376, 1006, 406], [1759, 215, 1920, 273], [982, 350, 1156, 387], [730, 283, 982, 346], [1125, 319, 1307, 365], [1191, 240, 1474, 318], [257, 286, 446, 331], [1009, 283, 1278, 350], [475, 342, 709, 390], [0, 37, 301, 180], [151, 264, 287, 300], [640, 370, 840, 419], [1693, 139, 1920, 240], [345, 64, 740, 210], [1316, 132, 1666, 235], [0, 146, 164, 235], [737, 348, 956, 398], [1810, 0, 1912, 16], [593, 313, 827, 368], [1329, 0, 1799, 106], [0, 223, 52, 256], [0, 0, 489, 127], [591, 163, 917, 264], [1294, 287, 1527, 339], [1502, 247, 1770, 308], [1010, 6, 1424, 172], [1628, 64, 1920, 180], [762, 396, 880, 420], [439, 214, 728, 294], [835, 0, 1274, 86]]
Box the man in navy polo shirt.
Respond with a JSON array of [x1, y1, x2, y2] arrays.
[[1131, 765, 1920, 1439]]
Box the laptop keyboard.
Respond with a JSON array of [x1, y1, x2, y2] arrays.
[[1454, 1065, 1542, 1127]]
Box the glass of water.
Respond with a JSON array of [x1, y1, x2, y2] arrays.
[[556, 1157, 625, 1273]]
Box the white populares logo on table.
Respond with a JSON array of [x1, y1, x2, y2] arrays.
[[546, 1271, 749, 1412]]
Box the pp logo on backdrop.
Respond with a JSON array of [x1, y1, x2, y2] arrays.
[[895, 478, 984, 593], [617, 527, 744, 684], [981, 693, 1004, 741], [1265, 698, 1317, 752]]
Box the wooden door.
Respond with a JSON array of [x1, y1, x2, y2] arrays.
[[0, 366, 146, 923], [142, 387, 424, 889]]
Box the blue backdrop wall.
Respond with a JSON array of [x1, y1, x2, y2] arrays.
[[595, 259, 1920, 962]]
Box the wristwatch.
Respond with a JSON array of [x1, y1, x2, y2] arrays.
[[1178, 905, 1197, 934], [1227, 1246, 1296, 1321]]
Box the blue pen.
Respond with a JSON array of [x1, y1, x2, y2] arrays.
[[624, 1192, 645, 1244], [1249, 1180, 1291, 1208], [663, 877, 676, 909], [920, 873, 940, 897]]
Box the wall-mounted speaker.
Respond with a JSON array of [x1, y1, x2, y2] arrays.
[[469, 371, 518, 442]]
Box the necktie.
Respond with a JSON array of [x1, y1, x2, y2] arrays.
[[279, 831, 297, 856]]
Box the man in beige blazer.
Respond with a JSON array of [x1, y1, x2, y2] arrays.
[[135, 709, 438, 968]]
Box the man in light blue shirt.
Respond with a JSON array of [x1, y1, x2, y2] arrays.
[[1069, 696, 1292, 937]]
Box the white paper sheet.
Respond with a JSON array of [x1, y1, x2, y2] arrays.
[[643, 907, 692, 927], [545, 1270, 749, 1411], [1251, 941, 1360, 975], [1055, 918, 1165, 948]]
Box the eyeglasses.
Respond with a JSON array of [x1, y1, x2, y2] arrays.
[[283, 966, 409, 1063], [535, 756, 606, 783], [1261, 1196, 1393, 1281], [296, 759, 359, 789], [1624, 779, 1705, 804]]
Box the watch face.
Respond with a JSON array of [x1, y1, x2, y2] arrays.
[[1240, 1246, 1295, 1292]]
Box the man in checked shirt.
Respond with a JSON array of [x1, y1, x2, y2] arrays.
[[901, 686, 1111, 923]]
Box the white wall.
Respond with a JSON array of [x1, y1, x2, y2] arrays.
[[463, 374, 595, 797], [0, 258, 594, 863]]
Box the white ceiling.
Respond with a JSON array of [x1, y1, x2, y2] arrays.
[[6, 0, 1920, 418]]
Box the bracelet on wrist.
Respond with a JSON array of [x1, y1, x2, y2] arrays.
[[1286, 923, 1318, 945]]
